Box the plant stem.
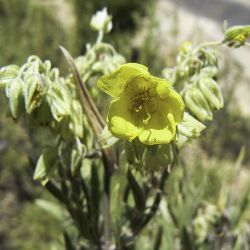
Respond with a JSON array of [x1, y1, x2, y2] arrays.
[[102, 155, 113, 250], [133, 168, 170, 236], [96, 30, 104, 44], [45, 180, 68, 204], [197, 40, 223, 49]]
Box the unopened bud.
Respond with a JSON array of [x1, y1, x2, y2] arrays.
[[90, 8, 112, 33], [21, 74, 44, 113], [223, 25, 250, 48], [185, 87, 213, 121], [0, 65, 19, 88], [8, 78, 24, 119], [199, 78, 223, 110]]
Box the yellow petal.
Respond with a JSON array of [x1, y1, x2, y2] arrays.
[[157, 86, 185, 123], [154, 77, 171, 99], [97, 63, 150, 98], [139, 112, 176, 145], [107, 97, 142, 141]]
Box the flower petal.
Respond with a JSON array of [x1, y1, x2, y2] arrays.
[[139, 112, 176, 145], [157, 83, 185, 123], [107, 97, 142, 141], [97, 63, 150, 98], [154, 77, 171, 98]]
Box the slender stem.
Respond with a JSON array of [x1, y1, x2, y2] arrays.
[[120, 168, 171, 249], [45, 180, 68, 205], [133, 169, 169, 236], [96, 30, 104, 44], [153, 226, 163, 250], [196, 40, 223, 50], [102, 155, 112, 250]]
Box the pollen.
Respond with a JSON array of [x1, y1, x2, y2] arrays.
[[130, 89, 151, 112]]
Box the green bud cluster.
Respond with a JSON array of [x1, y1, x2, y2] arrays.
[[0, 56, 85, 141], [73, 10, 125, 84], [184, 76, 224, 123], [75, 42, 125, 82], [163, 42, 218, 89], [162, 42, 224, 146], [0, 11, 127, 183]]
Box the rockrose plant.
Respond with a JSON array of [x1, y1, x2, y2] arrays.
[[1, 7, 249, 250]]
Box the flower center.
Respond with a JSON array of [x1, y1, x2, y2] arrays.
[[130, 88, 152, 113]]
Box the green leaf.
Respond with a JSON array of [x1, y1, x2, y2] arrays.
[[69, 99, 84, 138], [33, 147, 58, 185], [35, 199, 65, 221], [110, 168, 127, 225], [90, 164, 100, 227], [178, 112, 206, 138], [99, 125, 120, 148], [177, 112, 206, 147], [70, 138, 86, 175]]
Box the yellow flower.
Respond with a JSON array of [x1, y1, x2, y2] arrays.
[[97, 63, 184, 145]]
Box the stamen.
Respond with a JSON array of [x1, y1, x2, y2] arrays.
[[130, 89, 151, 112], [143, 105, 151, 125]]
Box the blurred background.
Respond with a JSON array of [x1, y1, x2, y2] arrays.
[[0, 0, 250, 249]]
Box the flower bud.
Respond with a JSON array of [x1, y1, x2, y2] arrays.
[[199, 47, 218, 67], [0, 65, 19, 88], [185, 87, 213, 121], [46, 83, 71, 121], [200, 66, 218, 78], [199, 78, 223, 110], [92, 53, 126, 75], [223, 25, 250, 48], [180, 41, 192, 54], [90, 8, 112, 33], [162, 68, 176, 84], [21, 74, 44, 113], [7, 78, 24, 119]]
